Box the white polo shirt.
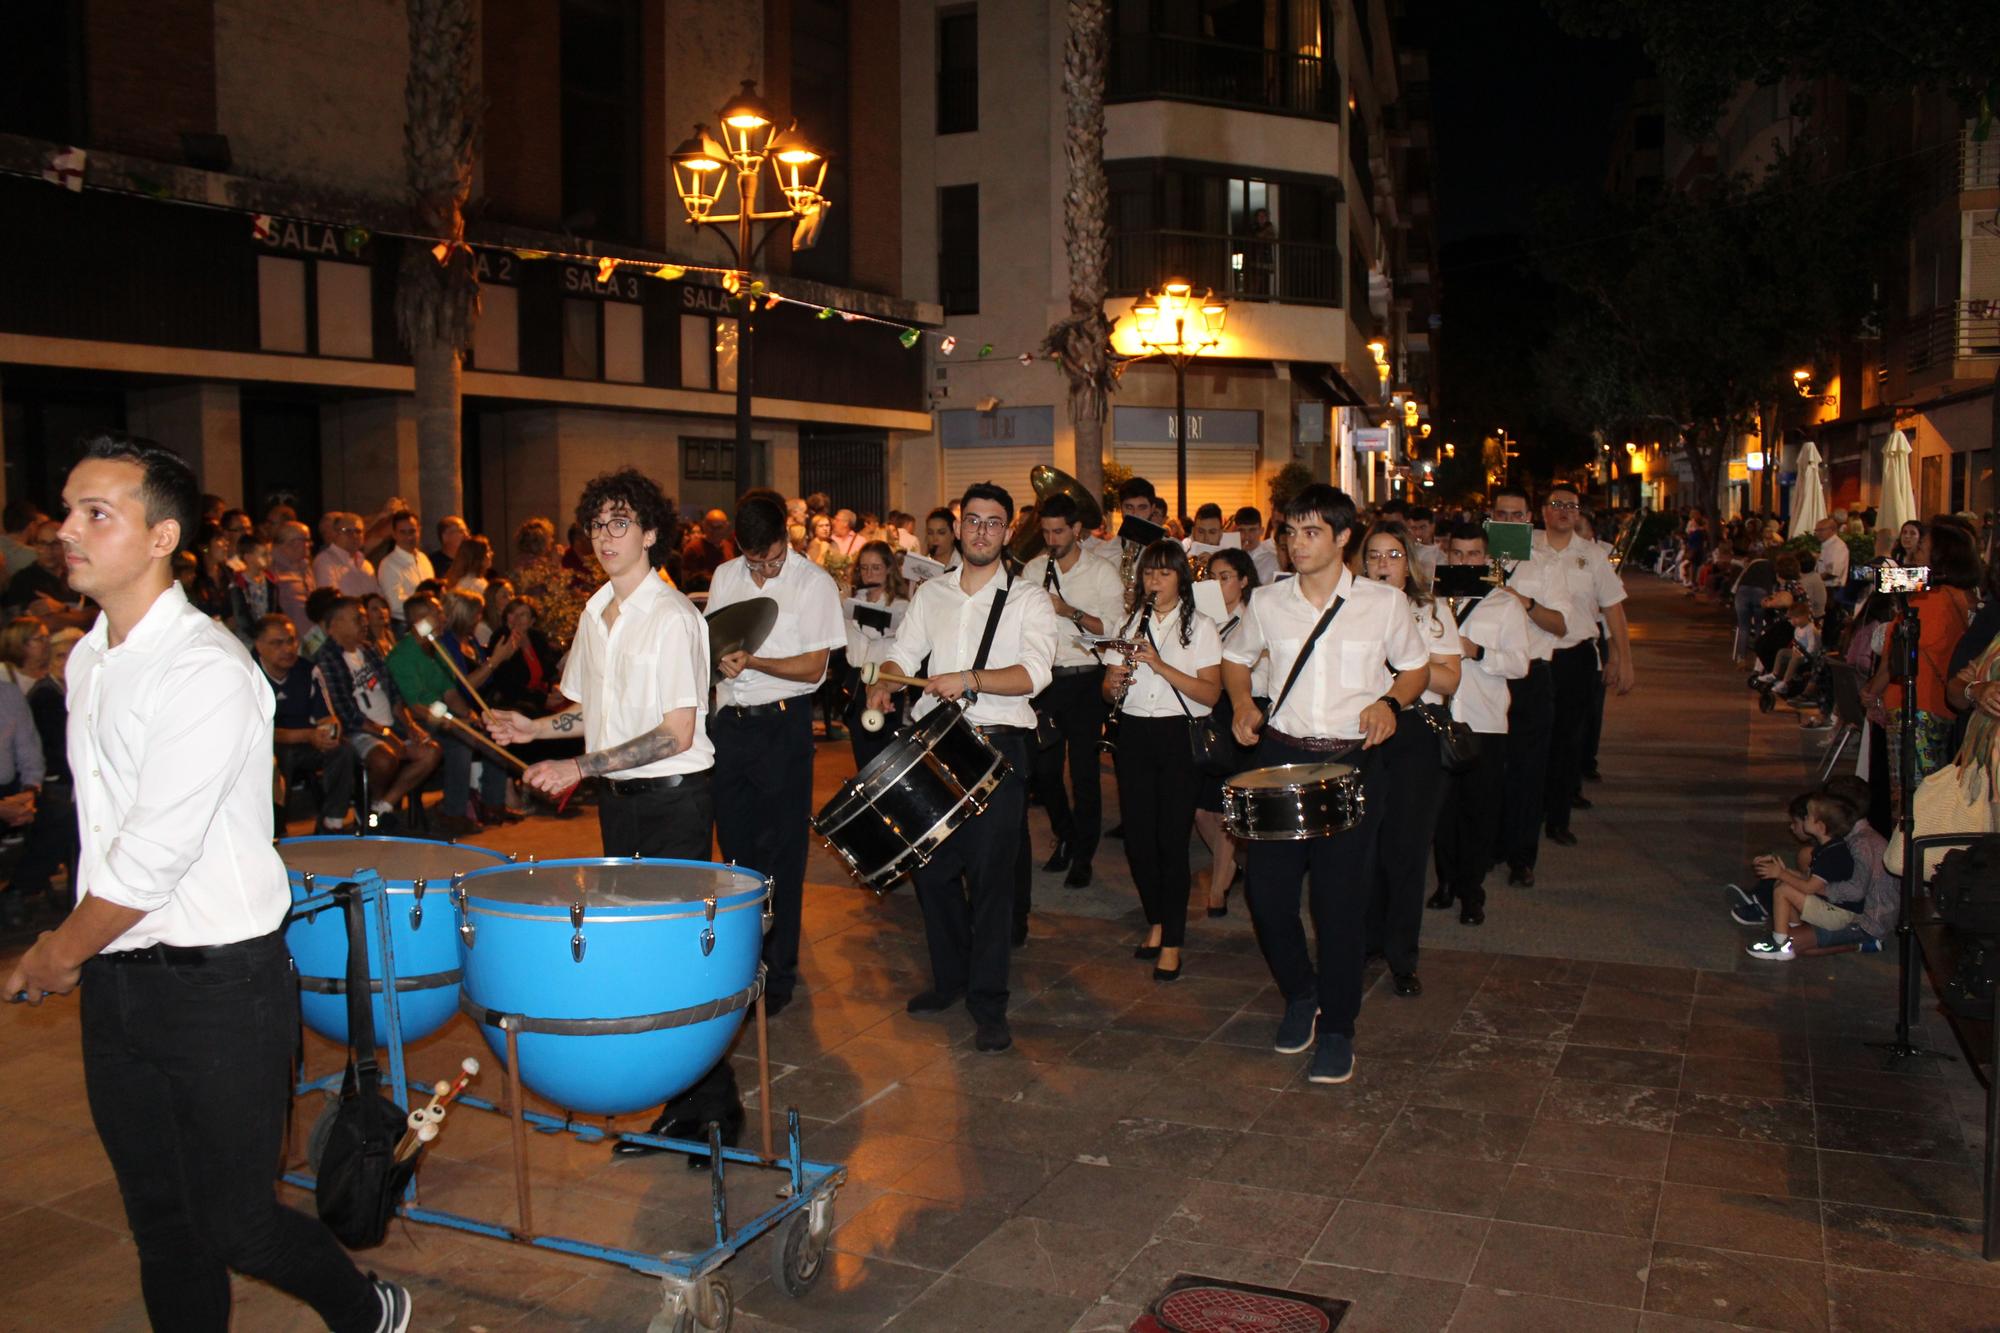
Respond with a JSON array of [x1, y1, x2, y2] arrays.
[[1224, 568, 1430, 740], [1495, 559, 1573, 663], [560, 572, 714, 778], [1530, 530, 1627, 650], [1448, 589, 1532, 734], [1114, 601, 1222, 719], [884, 562, 1059, 730], [706, 550, 845, 707], [1022, 546, 1126, 668], [70, 582, 292, 951], [1411, 598, 1463, 707]]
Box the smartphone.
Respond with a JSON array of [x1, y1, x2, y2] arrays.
[[1873, 564, 1930, 594]]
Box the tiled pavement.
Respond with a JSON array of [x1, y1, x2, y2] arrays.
[[2, 577, 1995, 1331]]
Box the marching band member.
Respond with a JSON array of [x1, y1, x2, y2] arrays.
[[1223, 485, 1429, 1085], [864, 483, 1059, 1054], [1486, 487, 1574, 888], [843, 539, 910, 768], [1193, 548, 1266, 917]]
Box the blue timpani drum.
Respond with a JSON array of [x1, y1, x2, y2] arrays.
[[452, 858, 771, 1117], [281, 836, 511, 1045]]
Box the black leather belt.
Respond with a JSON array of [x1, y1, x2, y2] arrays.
[[606, 771, 709, 795], [976, 724, 1032, 738], [1263, 728, 1363, 757], [95, 931, 281, 967], [716, 698, 798, 718], [1050, 663, 1103, 677]]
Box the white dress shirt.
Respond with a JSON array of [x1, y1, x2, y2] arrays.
[[1224, 568, 1430, 740], [1411, 599, 1463, 707], [1818, 533, 1850, 586], [706, 551, 845, 706], [1413, 542, 1442, 582], [69, 583, 291, 951], [1447, 588, 1532, 734], [1217, 604, 1271, 698], [1114, 601, 1222, 718], [1530, 531, 1627, 650], [884, 563, 1059, 730], [1242, 541, 1280, 585], [312, 545, 378, 598], [560, 573, 714, 778], [845, 590, 909, 666], [377, 546, 436, 619], [1495, 559, 1572, 662], [1021, 547, 1126, 668]]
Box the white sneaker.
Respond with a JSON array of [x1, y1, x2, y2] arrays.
[[1746, 938, 1795, 961], [372, 1279, 412, 1333]]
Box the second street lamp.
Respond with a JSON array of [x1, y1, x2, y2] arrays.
[[1129, 279, 1228, 524], [671, 80, 829, 486]]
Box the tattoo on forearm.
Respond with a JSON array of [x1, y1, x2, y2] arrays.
[[575, 727, 681, 777], [551, 710, 582, 734]]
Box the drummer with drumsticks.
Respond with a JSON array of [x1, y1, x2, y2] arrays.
[[1221, 483, 1431, 1086], [863, 482, 1060, 1054], [481, 468, 731, 1162]]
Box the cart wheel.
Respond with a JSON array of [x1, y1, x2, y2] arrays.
[[648, 1277, 733, 1333], [771, 1208, 827, 1297], [305, 1093, 341, 1174]]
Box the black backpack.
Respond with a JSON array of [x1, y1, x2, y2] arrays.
[[1931, 838, 2000, 1019]]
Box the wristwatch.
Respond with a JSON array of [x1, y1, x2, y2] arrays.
[[1071, 609, 1086, 628], [1376, 694, 1402, 715]]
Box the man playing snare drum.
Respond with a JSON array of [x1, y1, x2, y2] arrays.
[[1221, 484, 1430, 1086]]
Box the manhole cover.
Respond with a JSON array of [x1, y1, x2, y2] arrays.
[[1135, 1274, 1349, 1333]]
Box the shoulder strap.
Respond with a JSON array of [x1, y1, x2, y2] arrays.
[[338, 881, 380, 1092], [1139, 615, 1195, 719], [1268, 593, 1347, 722], [971, 578, 1010, 673]]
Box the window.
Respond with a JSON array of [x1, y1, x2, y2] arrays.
[[937, 9, 978, 134], [0, 1, 85, 142], [939, 185, 980, 315], [680, 314, 712, 389], [683, 439, 736, 481], [257, 257, 308, 354], [1105, 159, 1342, 305], [791, 0, 852, 285], [559, 0, 642, 242], [471, 286, 520, 372], [561, 299, 599, 379], [315, 262, 373, 359]]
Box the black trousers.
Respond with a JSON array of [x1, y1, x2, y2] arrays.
[[1244, 733, 1384, 1039], [1433, 731, 1505, 911], [914, 731, 1030, 1023], [81, 933, 379, 1332], [1544, 643, 1598, 835], [1367, 719, 1447, 975], [711, 701, 814, 1001], [1498, 660, 1554, 871], [1113, 714, 1199, 948], [1579, 632, 1608, 781], [1031, 669, 1107, 868], [276, 739, 357, 824]]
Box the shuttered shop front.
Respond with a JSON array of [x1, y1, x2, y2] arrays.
[[938, 406, 1056, 509], [1113, 406, 1262, 517]]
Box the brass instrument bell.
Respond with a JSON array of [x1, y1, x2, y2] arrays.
[[1007, 464, 1106, 564]]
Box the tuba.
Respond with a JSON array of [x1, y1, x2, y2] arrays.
[[1007, 464, 1104, 565]]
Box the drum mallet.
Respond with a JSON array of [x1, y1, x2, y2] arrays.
[[416, 622, 493, 714], [393, 1056, 479, 1162], [856, 661, 931, 732], [428, 702, 528, 774]]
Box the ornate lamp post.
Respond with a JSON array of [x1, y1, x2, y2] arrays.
[[671, 81, 829, 482], [1129, 279, 1228, 523]]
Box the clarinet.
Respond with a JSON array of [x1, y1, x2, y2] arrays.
[[1102, 593, 1155, 755]]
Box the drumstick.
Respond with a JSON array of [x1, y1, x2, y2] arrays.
[[427, 702, 529, 773], [416, 623, 492, 714], [393, 1057, 478, 1159], [857, 661, 929, 691]]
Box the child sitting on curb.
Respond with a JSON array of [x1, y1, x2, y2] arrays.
[[1739, 789, 1886, 959]]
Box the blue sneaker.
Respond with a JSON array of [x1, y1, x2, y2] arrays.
[[1308, 1032, 1355, 1084], [1273, 995, 1318, 1054], [1723, 883, 1767, 926]]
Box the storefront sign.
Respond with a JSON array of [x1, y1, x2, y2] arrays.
[[471, 248, 520, 286], [679, 283, 737, 316], [1296, 402, 1326, 445], [1112, 406, 1260, 447], [1352, 427, 1391, 453], [255, 218, 368, 259], [562, 262, 643, 301], [939, 406, 1055, 448]]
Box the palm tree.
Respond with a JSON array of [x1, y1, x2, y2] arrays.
[[395, 0, 480, 523], [1042, 0, 1114, 508]]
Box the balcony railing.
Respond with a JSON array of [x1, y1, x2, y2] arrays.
[[1109, 229, 1341, 307], [1108, 33, 1340, 121], [1903, 299, 2000, 375]]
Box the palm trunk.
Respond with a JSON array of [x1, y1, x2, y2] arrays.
[[1044, 0, 1113, 510], [414, 338, 463, 518]]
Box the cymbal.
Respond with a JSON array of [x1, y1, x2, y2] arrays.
[[704, 596, 778, 669]]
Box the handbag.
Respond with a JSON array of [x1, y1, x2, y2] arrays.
[[1415, 702, 1478, 773], [314, 882, 418, 1250], [1133, 614, 1235, 773]]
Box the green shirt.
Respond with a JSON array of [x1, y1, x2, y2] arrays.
[[385, 635, 454, 709]]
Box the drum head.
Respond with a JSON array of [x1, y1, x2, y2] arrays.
[[458, 858, 765, 909], [1229, 762, 1355, 790], [279, 836, 506, 883]]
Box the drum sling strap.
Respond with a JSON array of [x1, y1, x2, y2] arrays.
[[970, 577, 1010, 677], [1265, 593, 1348, 726]]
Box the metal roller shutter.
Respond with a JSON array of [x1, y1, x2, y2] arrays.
[[1116, 447, 1263, 518], [941, 446, 1048, 512]]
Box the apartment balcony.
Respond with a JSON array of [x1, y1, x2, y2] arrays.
[[1108, 33, 1341, 122], [1108, 229, 1341, 308], [1889, 299, 2000, 399]]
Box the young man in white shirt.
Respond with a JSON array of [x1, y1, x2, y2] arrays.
[[1222, 484, 1430, 1085], [7, 434, 408, 1333], [1233, 506, 1280, 584], [375, 509, 435, 625], [1429, 524, 1532, 925], [705, 492, 845, 1015], [1487, 487, 1574, 888], [865, 482, 1060, 1054], [1531, 483, 1631, 849], [486, 468, 726, 1162], [1020, 492, 1125, 888]]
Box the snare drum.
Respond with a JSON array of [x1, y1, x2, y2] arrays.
[[811, 702, 1009, 890], [282, 836, 510, 1045], [453, 858, 769, 1116], [1221, 763, 1365, 841]]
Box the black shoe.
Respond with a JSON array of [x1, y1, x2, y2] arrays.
[[1508, 865, 1535, 888], [612, 1104, 743, 1165], [1063, 862, 1093, 889], [1425, 888, 1454, 910], [1570, 794, 1594, 811], [1206, 899, 1229, 919], [1460, 907, 1485, 926], [1012, 920, 1029, 948], [906, 989, 960, 1014], [1583, 768, 1602, 782], [1134, 943, 1162, 960], [1546, 827, 1578, 847], [1153, 961, 1182, 982], [1392, 972, 1422, 998], [974, 1019, 1012, 1053], [1042, 841, 1072, 872], [762, 990, 794, 1019]]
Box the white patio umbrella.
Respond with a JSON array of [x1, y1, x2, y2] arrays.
[[1878, 429, 1917, 537], [1789, 440, 1827, 537]]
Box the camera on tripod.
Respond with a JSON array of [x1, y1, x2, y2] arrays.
[[1868, 562, 1930, 595]]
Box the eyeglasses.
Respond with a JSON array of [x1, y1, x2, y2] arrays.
[[961, 516, 1008, 534], [587, 517, 633, 537], [1544, 501, 1580, 512], [1364, 549, 1407, 563], [746, 551, 787, 572]]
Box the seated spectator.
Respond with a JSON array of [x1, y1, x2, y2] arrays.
[[313, 596, 441, 832], [252, 613, 357, 834], [11, 628, 82, 910], [1754, 602, 1821, 702], [0, 616, 50, 695], [0, 640, 44, 926], [444, 534, 494, 597], [313, 511, 378, 597], [475, 577, 513, 649], [1739, 789, 1888, 959], [227, 535, 281, 641], [384, 593, 513, 833], [300, 585, 343, 658], [678, 508, 737, 592], [5, 518, 94, 631], [361, 591, 397, 659]]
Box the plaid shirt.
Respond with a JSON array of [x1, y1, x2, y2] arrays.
[[313, 638, 406, 736]]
